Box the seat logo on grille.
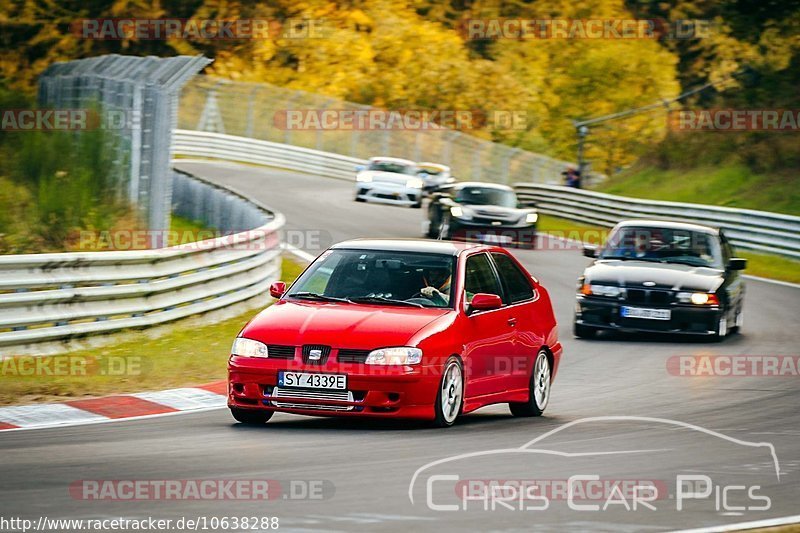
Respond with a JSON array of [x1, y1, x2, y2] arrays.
[[308, 349, 323, 360]]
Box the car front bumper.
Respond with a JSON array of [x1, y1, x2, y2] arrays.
[[228, 356, 441, 419], [355, 181, 422, 206], [575, 296, 722, 335], [449, 219, 537, 248]]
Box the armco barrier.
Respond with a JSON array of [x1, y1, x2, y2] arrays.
[[0, 170, 284, 349], [514, 183, 800, 259], [173, 129, 364, 180]]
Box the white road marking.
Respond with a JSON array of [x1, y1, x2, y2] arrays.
[[132, 387, 227, 410], [0, 403, 107, 428]]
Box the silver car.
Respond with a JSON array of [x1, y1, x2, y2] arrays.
[[354, 157, 424, 208]]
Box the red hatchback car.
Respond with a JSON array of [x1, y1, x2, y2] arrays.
[[228, 239, 562, 427]]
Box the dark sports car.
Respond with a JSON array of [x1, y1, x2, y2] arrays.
[[574, 220, 747, 340], [424, 182, 538, 248]]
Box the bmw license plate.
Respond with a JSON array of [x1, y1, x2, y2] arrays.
[[621, 306, 671, 321], [278, 371, 347, 390]]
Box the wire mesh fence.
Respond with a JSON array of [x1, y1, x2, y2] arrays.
[[179, 77, 578, 185], [37, 54, 211, 236]]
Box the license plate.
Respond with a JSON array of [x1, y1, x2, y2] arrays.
[[621, 306, 671, 320], [278, 371, 347, 390], [481, 234, 512, 244]]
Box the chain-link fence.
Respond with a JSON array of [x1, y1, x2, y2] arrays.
[[38, 54, 211, 236], [179, 77, 581, 185]]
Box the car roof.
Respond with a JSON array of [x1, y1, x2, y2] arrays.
[[449, 181, 514, 192], [368, 156, 417, 166], [615, 220, 720, 235], [331, 238, 488, 256]]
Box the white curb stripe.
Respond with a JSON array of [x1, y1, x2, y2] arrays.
[[132, 387, 227, 410], [0, 403, 107, 428]]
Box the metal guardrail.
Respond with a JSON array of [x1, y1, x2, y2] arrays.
[[173, 129, 364, 180], [0, 170, 284, 349], [514, 183, 800, 259]]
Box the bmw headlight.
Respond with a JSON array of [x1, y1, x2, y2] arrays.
[[365, 347, 423, 365], [525, 212, 539, 224], [231, 337, 269, 357], [580, 284, 623, 298], [677, 292, 720, 305], [356, 174, 372, 183], [450, 206, 472, 220], [405, 178, 424, 189]]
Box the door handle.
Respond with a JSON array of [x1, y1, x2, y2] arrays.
[[507, 318, 517, 327]]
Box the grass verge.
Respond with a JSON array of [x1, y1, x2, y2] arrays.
[[594, 164, 799, 216], [0, 257, 306, 406]]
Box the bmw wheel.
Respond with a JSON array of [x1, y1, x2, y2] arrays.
[[433, 357, 463, 427], [510, 350, 550, 417]]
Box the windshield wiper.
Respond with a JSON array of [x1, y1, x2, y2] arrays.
[[349, 296, 424, 308], [287, 292, 350, 303]]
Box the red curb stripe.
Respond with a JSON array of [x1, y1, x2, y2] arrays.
[[0, 422, 20, 430], [197, 381, 227, 395], [66, 396, 177, 419]]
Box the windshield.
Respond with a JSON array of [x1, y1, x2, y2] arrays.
[[455, 187, 517, 208], [288, 249, 456, 308], [599, 226, 723, 268], [418, 166, 445, 175], [367, 161, 418, 175]]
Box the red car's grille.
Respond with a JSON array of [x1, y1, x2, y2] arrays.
[[337, 349, 371, 363], [266, 345, 295, 359], [302, 344, 331, 364]]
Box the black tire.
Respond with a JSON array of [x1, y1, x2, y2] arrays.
[[230, 407, 274, 425], [425, 209, 440, 238], [355, 196, 366, 203], [411, 200, 422, 209], [433, 357, 463, 428], [730, 305, 743, 334], [573, 321, 597, 339], [509, 350, 550, 417]]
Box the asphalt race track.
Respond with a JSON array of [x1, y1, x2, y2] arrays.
[[1, 160, 798, 532]]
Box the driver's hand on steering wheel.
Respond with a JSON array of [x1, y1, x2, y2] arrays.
[[421, 286, 439, 298]]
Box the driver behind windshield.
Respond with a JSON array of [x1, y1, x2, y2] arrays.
[[420, 267, 452, 306]]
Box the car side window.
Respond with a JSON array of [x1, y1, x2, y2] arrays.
[[491, 253, 534, 303], [464, 253, 503, 304]]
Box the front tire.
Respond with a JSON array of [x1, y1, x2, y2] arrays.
[[433, 357, 463, 427], [510, 350, 551, 417], [230, 408, 273, 425]]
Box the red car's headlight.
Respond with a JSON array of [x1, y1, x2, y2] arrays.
[[231, 337, 269, 357], [365, 347, 422, 365]]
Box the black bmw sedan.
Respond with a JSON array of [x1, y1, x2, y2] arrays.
[[425, 182, 538, 248], [574, 221, 747, 340]]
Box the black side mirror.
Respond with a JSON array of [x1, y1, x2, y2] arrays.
[[728, 258, 747, 270], [582, 244, 598, 258]]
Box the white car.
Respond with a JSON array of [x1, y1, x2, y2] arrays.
[[354, 157, 424, 208]]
